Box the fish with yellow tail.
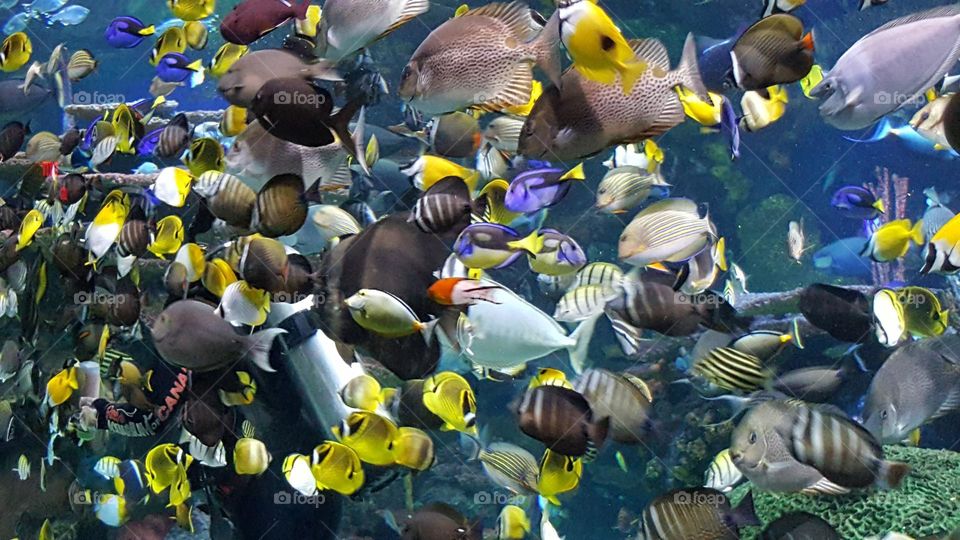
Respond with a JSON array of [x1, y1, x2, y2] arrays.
[[862, 219, 923, 262]]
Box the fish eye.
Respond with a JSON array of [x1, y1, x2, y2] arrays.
[[619, 234, 627, 242], [880, 410, 888, 420], [748, 431, 757, 444]]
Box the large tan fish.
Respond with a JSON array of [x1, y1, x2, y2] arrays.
[[519, 33, 705, 161], [398, 1, 560, 115]]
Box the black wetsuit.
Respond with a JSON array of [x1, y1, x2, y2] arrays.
[[93, 364, 190, 437]]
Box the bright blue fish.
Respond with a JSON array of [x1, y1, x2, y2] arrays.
[[813, 237, 873, 278], [721, 96, 740, 160], [156, 53, 201, 83], [104, 16, 155, 48], [504, 164, 584, 214], [844, 117, 959, 159], [831, 185, 884, 220]]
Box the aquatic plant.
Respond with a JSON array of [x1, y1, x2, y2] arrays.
[[729, 445, 960, 539]]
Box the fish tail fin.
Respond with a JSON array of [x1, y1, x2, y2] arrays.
[[507, 231, 543, 255], [560, 162, 586, 182], [910, 219, 924, 245], [242, 328, 286, 372], [567, 312, 600, 374], [138, 25, 156, 36], [876, 460, 910, 490], [789, 316, 804, 349], [331, 100, 369, 175], [843, 117, 892, 143], [531, 12, 562, 88], [800, 30, 815, 52], [676, 32, 708, 100], [714, 237, 728, 271], [873, 198, 886, 214], [730, 489, 760, 527]]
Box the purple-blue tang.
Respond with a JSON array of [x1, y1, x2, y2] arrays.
[[831, 185, 885, 220], [454, 222, 542, 270], [104, 16, 156, 49], [156, 53, 203, 83], [504, 163, 585, 213]]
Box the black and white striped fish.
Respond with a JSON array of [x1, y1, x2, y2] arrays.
[[789, 403, 910, 489], [408, 177, 472, 234], [703, 448, 743, 493], [156, 113, 191, 158], [573, 262, 624, 292], [692, 346, 772, 393], [554, 285, 612, 322]]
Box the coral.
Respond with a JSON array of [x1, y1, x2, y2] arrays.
[[705, 142, 751, 205], [866, 167, 911, 285], [729, 446, 960, 539]]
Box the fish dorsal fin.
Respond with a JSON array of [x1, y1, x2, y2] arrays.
[[637, 197, 700, 218], [463, 1, 542, 42], [800, 477, 850, 496], [743, 13, 804, 40], [473, 61, 534, 113], [382, 0, 431, 39], [931, 385, 960, 420], [628, 38, 670, 71], [867, 4, 960, 38], [383, 290, 420, 321]]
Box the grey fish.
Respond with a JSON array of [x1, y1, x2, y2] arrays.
[[0, 340, 19, 382], [639, 488, 757, 540], [217, 48, 341, 108], [921, 186, 954, 242], [225, 119, 350, 192], [729, 400, 852, 494], [152, 299, 285, 373], [519, 34, 705, 161], [573, 368, 653, 443], [863, 335, 960, 444], [769, 363, 854, 403], [398, 1, 560, 115], [732, 399, 909, 492], [595, 166, 670, 214], [0, 79, 51, 116], [811, 5, 960, 130], [730, 14, 814, 91], [317, 0, 429, 61], [760, 512, 841, 540]]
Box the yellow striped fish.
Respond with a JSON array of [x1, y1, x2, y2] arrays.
[[477, 442, 539, 494], [692, 346, 772, 393], [596, 166, 671, 215], [619, 198, 714, 267]]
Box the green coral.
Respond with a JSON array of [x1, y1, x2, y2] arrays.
[[705, 142, 751, 205], [729, 446, 960, 539]]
